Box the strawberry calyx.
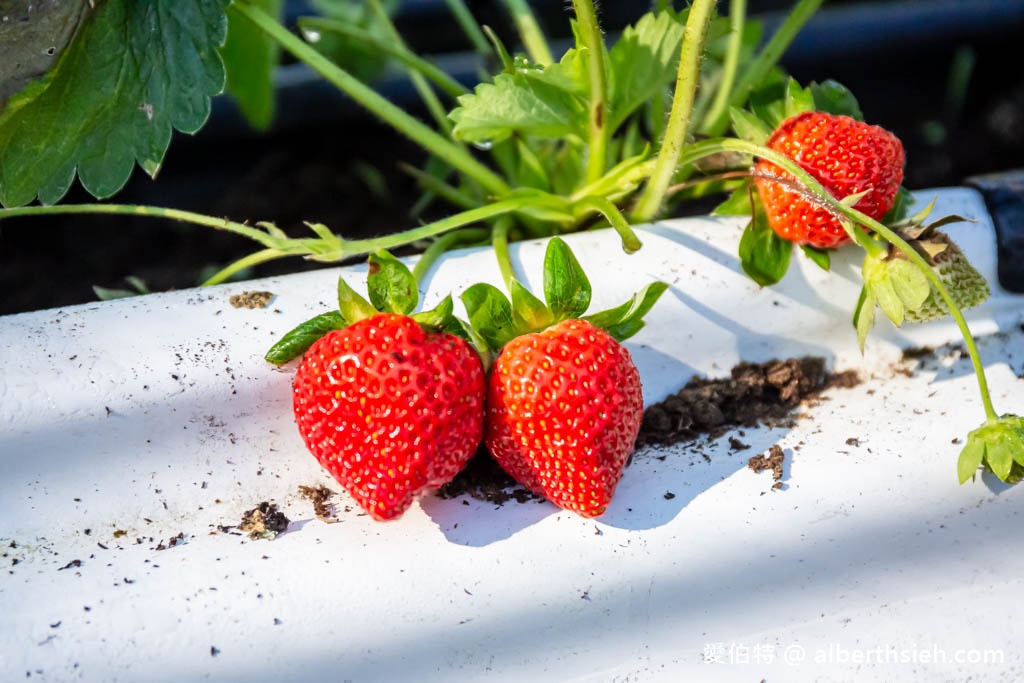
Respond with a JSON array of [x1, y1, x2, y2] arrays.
[[265, 249, 465, 365], [852, 200, 990, 349], [461, 237, 668, 354], [958, 415, 1024, 484]]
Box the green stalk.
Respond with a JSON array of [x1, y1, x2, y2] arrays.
[[705, 137, 1000, 421], [317, 198, 553, 260], [443, 0, 493, 57], [299, 17, 469, 99], [0, 203, 283, 248], [572, 0, 610, 184], [234, 1, 509, 197], [365, 0, 456, 136], [491, 215, 517, 289], [700, 0, 747, 135], [631, 0, 717, 222], [574, 196, 642, 253], [411, 227, 489, 283], [501, 0, 554, 66], [703, 0, 823, 136], [202, 248, 289, 287]]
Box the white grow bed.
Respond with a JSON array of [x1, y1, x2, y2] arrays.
[[2, 188, 1023, 682]]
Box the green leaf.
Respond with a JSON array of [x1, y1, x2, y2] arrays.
[[862, 255, 905, 326], [410, 294, 455, 331], [738, 209, 793, 287], [958, 433, 986, 484], [784, 78, 815, 119], [461, 283, 517, 352], [729, 107, 772, 146], [886, 259, 930, 312], [584, 281, 669, 342], [337, 275, 378, 323], [0, 0, 231, 207], [509, 280, 554, 331], [712, 182, 755, 216], [810, 80, 863, 120], [607, 10, 686, 131], [882, 186, 915, 224], [800, 244, 831, 271], [264, 311, 347, 366], [531, 47, 588, 96], [449, 71, 588, 144], [367, 250, 418, 315], [220, 0, 283, 130], [543, 237, 592, 320], [852, 287, 875, 353], [748, 80, 788, 129]]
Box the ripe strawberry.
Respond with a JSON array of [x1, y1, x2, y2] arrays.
[[754, 111, 904, 248], [292, 313, 485, 521], [484, 319, 644, 518]]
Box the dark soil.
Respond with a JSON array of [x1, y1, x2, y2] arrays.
[[748, 444, 787, 490], [237, 502, 290, 540], [637, 357, 858, 448], [436, 357, 857, 505], [298, 484, 339, 523]]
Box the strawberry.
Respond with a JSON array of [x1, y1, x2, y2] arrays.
[[462, 237, 667, 517], [266, 251, 485, 521], [485, 319, 644, 517], [754, 111, 905, 249], [902, 232, 989, 323], [292, 314, 485, 520]]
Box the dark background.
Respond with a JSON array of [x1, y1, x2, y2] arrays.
[[2, 0, 1023, 315]]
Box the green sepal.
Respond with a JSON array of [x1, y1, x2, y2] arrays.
[[800, 244, 831, 271], [543, 237, 592, 320], [882, 186, 916, 224], [959, 415, 1024, 484], [784, 78, 816, 119], [264, 311, 347, 366], [852, 286, 875, 353], [509, 279, 554, 331], [810, 80, 863, 120], [337, 275, 378, 323], [461, 283, 518, 352], [367, 250, 418, 315], [584, 281, 669, 342], [861, 254, 929, 327], [738, 206, 792, 287], [410, 294, 455, 331], [729, 107, 771, 146], [713, 181, 754, 216]]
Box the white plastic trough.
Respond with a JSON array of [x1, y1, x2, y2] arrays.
[[2, 188, 1023, 682]]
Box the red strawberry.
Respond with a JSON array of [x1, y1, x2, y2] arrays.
[[754, 111, 904, 248], [292, 313, 485, 520], [484, 319, 644, 518]]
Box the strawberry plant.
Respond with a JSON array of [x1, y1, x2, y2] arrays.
[[0, 0, 1020, 494]]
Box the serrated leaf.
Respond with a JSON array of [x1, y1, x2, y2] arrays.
[[531, 47, 588, 96], [784, 78, 815, 118], [853, 287, 875, 352], [543, 237, 592, 320], [729, 107, 772, 145], [886, 259, 930, 311], [958, 434, 986, 484], [0, 0, 231, 207], [264, 311, 347, 366], [738, 209, 792, 287], [510, 280, 553, 330], [607, 10, 686, 131], [367, 250, 418, 315], [800, 244, 831, 271], [461, 283, 517, 352], [810, 79, 863, 120], [584, 281, 669, 342], [337, 275, 378, 323], [449, 71, 587, 143], [220, 0, 282, 130]]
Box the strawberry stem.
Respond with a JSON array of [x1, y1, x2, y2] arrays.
[[572, 0, 610, 184], [492, 216, 517, 290], [700, 0, 747, 135], [502, 0, 554, 66], [632, 0, 717, 222], [233, 0, 510, 198], [411, 227, 489, 284]]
